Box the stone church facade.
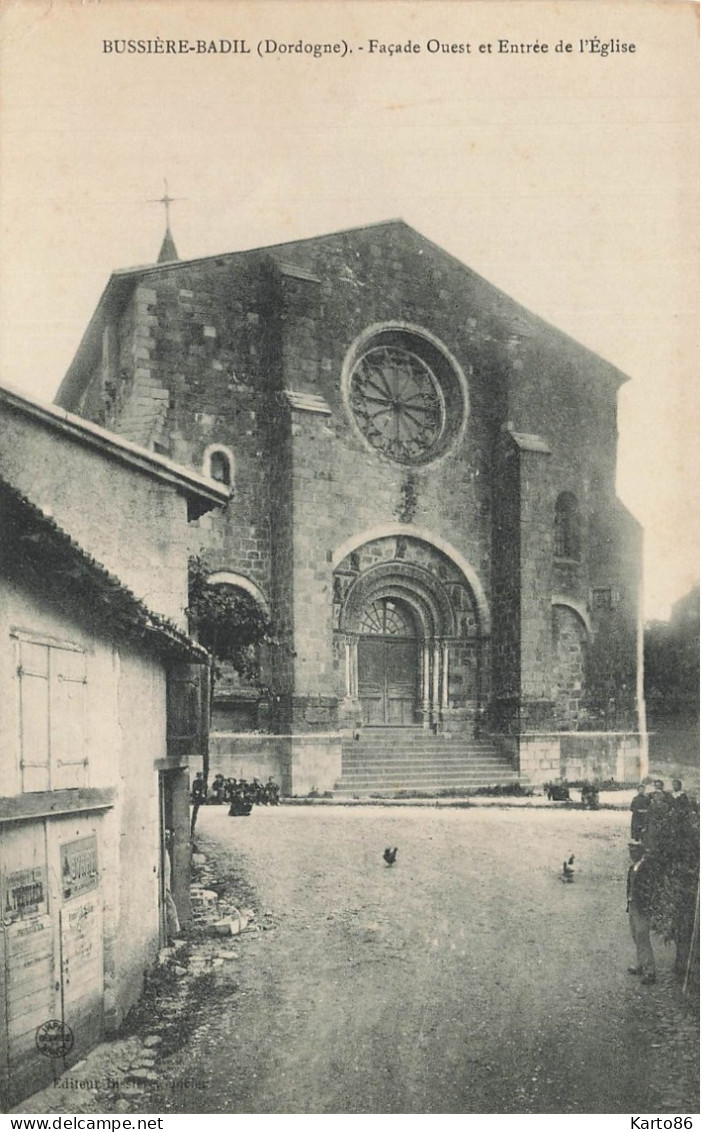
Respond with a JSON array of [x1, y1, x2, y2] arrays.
[[56, 221, 645, 794]]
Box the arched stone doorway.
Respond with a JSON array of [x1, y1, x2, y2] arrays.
[[333, 535, 486, 732], [203, 571, 271, 732]]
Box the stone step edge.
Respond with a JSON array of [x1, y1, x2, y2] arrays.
[[342, 750, 507, 757], [341, 753, 513, 762], [342, 734, 497, 740], [336, 787, 519, 794], [340, 775, 517, 782], [339, 756, 516, 765], [332, 774, 518, 783], [340, 769, 517, 778], [342, 745, 503, 753]]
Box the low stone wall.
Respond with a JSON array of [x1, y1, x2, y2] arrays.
[[289, 734, 343, 797], [208, 732, 343, 797], [517, 732, 646, 785]]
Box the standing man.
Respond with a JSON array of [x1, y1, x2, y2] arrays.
[[191, 770, 207, 803], [644, 782, 672, 854], [671, 778, 690, 811], [630, 783, 651, 841], [626, 841, 656, 985], [190, 769, 207, 837]]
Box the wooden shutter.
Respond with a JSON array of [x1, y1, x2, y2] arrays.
[[18, 641, 50, 793], [51, 648, 88, 789], [166, 663, 209, 760]]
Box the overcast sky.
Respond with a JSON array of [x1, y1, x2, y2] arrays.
[[1, 0, 698, 620]]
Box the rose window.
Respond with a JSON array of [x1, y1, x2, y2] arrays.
[[349, 346, 445, 464]]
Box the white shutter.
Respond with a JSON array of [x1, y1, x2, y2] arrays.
[[50, 647, 88, 789], [18, 641, 50, 792]]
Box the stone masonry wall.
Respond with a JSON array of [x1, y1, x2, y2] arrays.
[[517, 441, 556, 725], [517, 732, 644, 784], [269, 226, 499, 610], [490, 434, 522, 729], [552, 605, 588, 729], [72, 263, 274, 603]]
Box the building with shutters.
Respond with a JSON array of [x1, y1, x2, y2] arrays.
[[54, 219, 646, 796], [0, 382, 227, 1107]]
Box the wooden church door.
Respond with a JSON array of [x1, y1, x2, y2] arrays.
[[357, 599, 418, 726]]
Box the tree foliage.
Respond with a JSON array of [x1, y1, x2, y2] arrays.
[[645, 616, 700, 716], [643, 800, 700, 970], [186, 555, 273, 681]]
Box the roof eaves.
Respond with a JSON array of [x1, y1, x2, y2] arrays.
[[109, 218, 407, 281]]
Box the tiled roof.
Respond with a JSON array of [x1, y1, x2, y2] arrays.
[[0, 478, 209, 665]]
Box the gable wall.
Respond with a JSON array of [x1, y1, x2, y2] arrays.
[[0, 404, 191, 629]]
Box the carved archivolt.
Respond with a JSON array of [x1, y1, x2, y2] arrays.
[[333, 535, 481, 641]]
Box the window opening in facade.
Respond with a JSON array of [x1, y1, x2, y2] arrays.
[[591, 587, 614, 611], [554, 492, 581, 560], [15, 637, 88, 792], [209, 450, 232, 486]]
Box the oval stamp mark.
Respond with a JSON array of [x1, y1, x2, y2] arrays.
[[35, 1019, 74, 1058]]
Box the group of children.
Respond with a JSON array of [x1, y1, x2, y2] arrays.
[[190, 771, 281, 808], [626, 777, 691, 987], [629, 777, 689, 843]]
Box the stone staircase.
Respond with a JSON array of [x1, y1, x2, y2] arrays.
[[336, 728, 519, 795]]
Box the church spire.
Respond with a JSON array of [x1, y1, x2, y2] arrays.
[[149, 179, 181, 262], [158, 226, 179, 263]]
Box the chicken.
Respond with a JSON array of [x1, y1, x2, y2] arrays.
[[561, 854, 575, 882], [383, 847, 398, 866]]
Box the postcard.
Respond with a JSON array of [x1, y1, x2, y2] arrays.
[[0, 0, 698, 1123]]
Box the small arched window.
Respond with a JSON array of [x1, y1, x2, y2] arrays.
[[205, 447, 232, 487], [554, 492, 581, 560]]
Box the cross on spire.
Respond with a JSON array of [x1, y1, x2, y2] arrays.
[[148, 179, 183, 262], [150, 178, 182, 228]]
